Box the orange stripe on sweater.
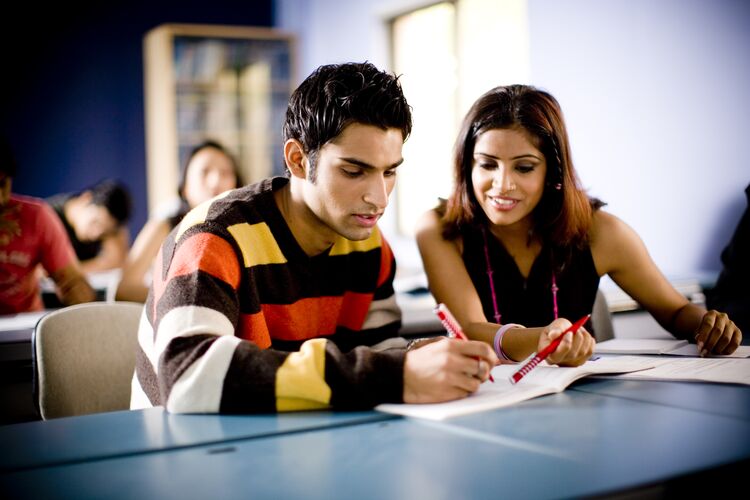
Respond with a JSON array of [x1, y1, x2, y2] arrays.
[[152, 233, 240, 314], [338, 291, 373, 330], [376, 237, 393, 287], [237, 312, 272, 349], [260, 293, 373, 341]]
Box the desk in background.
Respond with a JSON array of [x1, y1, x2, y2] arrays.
[[0, 311, 47, 424], [1, 378, 748, 499]]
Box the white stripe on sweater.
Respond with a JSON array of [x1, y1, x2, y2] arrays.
[[154, 305, 235, 359], [166, 335, 242, 413]]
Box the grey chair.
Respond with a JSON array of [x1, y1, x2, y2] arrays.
[[591, 289, 615, 342], [32, 301, 144, 420]]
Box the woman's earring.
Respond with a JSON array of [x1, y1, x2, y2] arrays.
[[555, 183, 562, 190]]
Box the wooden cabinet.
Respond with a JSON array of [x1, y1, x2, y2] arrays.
[[143, 24, 295, 213]]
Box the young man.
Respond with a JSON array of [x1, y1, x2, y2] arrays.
[[132, 62, 497, 413], [0, 139, 95, 314], [47, 180, 132, 273]]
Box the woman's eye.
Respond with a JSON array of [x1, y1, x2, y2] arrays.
[[477, 162, 497, 171], [517, 165, 535, 174]]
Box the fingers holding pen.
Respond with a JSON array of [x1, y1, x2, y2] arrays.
[[403, 337, 498, 404], [542, 319, 595, 367], [447, 338, 498, 386]]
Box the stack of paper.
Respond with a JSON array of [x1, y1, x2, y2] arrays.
[[595, 338, 750, 358], [595, 338, 688, 354]]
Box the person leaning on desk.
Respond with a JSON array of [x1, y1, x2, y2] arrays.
[[47, 178, 132, 274], [415, 84, 742, 360], [0, 138, 95, 314], [131, 62, 592, 414]]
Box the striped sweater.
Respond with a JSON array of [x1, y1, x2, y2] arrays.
[[131, 177, 406, 413]]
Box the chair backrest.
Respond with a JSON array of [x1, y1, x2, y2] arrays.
[[591, 289, 615, 342], [32, 301, 144, 420]]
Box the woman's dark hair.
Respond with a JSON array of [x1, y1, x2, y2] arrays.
[[170, 140, 243, 227], [442, 84, 603, 254], [282, 61, 412, 180], [87, 179, 132, 224]]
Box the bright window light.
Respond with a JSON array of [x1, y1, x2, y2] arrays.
[[391, 0, 530, 237]]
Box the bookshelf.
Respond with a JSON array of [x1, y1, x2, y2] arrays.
[[143, 24, 295, 213]]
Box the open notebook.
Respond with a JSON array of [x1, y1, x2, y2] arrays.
[[376, 356, 659, 421]]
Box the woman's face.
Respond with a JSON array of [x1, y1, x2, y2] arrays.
[[471, 127, 547, 232], [182, 147, 238, 208]]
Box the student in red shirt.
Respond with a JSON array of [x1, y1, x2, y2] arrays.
[[0, 139, 94, 314]]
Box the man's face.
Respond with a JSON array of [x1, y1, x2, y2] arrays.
[[300, 123, 404, 242]]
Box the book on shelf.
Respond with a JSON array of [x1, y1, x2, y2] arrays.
[[376, 356, 659, 421], [595, 339, 750, 358]]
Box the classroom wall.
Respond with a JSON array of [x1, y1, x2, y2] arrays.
[[276, 0, 750, 277], [1, 0, 274, 238]]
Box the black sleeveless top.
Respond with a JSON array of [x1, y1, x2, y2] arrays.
[[461, 225, 600, 334]]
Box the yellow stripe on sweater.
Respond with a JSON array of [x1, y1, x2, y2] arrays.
[[329, 226, 381, 256], [175, 191, 232, 240], [228, 222, 288, 267], [275, 338, 331, 411]]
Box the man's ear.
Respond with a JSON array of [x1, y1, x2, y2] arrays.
[[284, 139, 307, 180]]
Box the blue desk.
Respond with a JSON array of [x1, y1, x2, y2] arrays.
[[0, 407, 394, 473], [572, 377, 750, 421], [1, 378, 748, 499]]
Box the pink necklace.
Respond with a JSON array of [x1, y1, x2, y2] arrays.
[[480, 226, 559, 324]]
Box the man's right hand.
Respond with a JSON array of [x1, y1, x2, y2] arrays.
[[402, 337, 498, 403]]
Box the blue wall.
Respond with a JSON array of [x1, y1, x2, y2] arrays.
[[1, 1, 273, 237], [277, 0, 750, 276]]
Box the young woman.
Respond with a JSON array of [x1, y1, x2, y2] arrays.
[[416, 85, 741, 363], [115, 140, 243, 302]]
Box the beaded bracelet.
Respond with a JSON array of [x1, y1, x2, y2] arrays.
[[494, 323, 523, 361]]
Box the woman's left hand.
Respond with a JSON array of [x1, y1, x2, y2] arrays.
[[694, 310, 742, 356], [539, 318, 596, 367]]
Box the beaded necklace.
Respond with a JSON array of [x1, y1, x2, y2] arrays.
[[480, 226, 559, 324]]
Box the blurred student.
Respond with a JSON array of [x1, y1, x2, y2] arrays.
[[0, 139, 95, 314], [707, 183, 750, 337], [47, 180, 132, 273], [115, 140, 242, 302], [416, 84, 741, 361]]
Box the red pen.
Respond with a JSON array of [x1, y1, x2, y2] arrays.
[[509, 314, 591, 385], [434, 303, 494, 383]]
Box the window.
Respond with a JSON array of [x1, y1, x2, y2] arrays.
[[389, 0, 530, 236]]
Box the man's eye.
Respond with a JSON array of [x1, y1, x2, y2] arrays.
[[342, 169, 362, 177]]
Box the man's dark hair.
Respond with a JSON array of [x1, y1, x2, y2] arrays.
[[282, 62, 412, 180], [88, 180, 132, 224]]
